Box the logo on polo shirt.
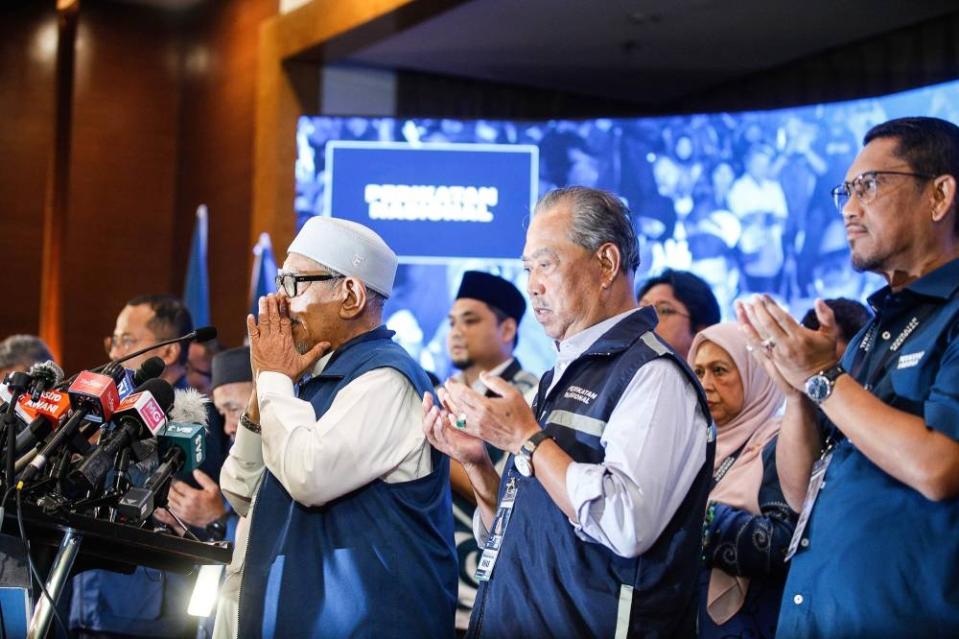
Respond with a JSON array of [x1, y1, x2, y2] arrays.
[[897, 351, 925, 369], [563, 385, 598, 405]]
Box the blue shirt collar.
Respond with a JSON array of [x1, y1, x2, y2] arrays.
[[867, 256, 959, 310]]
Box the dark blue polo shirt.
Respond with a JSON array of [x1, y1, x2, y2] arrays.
[[777, 257, 959, 638]]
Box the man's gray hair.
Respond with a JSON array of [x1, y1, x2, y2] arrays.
[[0, 334, 54, 371], [534, 186, 640, 273]]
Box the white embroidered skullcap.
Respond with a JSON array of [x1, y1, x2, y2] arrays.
[[288, 216, 397, 298]]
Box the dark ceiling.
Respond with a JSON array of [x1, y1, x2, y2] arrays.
[[344, 0, 959, 106]]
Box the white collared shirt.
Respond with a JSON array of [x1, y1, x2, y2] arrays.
[[474, 308, 709, 558], [221, 350, 430, 510]]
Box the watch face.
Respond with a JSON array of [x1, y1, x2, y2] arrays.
[[805, 375, 831, 402], [514, 455, 532, 477]]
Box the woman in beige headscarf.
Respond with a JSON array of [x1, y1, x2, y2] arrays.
[[689, 322, 798, 639]]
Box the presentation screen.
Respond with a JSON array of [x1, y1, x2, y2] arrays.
[[295, 80, 959, 379]]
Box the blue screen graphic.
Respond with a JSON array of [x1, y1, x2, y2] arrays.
[[295, 80, 959, 379], [325, 142, 536, 260]]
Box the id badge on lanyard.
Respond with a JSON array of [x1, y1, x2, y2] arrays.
[[475, 476, 518, 582], [784, 448, 834, 562]]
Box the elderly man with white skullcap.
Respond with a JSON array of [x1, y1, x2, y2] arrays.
[[214, 217, 457, 639]]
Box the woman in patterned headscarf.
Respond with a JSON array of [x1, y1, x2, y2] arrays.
[[689, 322, 799, 638]]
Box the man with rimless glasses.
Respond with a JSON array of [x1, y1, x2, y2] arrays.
[[216, 216, 456, 639], [737, 117, 959, 637]]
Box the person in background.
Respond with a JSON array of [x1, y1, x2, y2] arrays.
[[0, 334, 54, 380], [738, 116, 959, 637], [689, 323, 797, 638], [187, 341, 220, 395], [71, 295, 226, 639], [445, 270, 539, 634], [210, 346, 253, 443], [728, 143, 790, 293], [427, 187, 714, 638], [196, 346, 253, 639], [637, 268, 722, 358], [799, 297, 871, 359]]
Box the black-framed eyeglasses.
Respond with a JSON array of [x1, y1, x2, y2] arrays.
[[830, 170, 936, 212], [275, 271, 341, 298]]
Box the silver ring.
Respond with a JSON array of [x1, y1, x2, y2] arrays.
[[454, 413, 467, 430], [761, 337, 776, 351]]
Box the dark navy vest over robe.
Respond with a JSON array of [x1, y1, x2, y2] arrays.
[[468, 308, 715, 639], [239, 326, 457, 639]]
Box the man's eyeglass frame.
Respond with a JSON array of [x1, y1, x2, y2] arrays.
[[275, 272, 341, 298], [830, 170, 936, 212]]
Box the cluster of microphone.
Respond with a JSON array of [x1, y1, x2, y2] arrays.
[[0, 327, 217, 530]]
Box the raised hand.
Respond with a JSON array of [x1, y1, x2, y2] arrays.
[[421, 391, 491, 468], [440, 373, 541, 454], [247, 294, 329, 382], [736, 295, 840, 391]]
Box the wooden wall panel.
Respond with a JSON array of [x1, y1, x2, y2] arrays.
[[175, 0, 279, 349], [0, 2, 56, 344], [59, 2, 183, 371]]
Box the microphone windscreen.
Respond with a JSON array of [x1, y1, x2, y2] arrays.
[[28, 360, 65, 388], [171, 388, 210, 428], [194, 326, 218, 343], [134, 356, 166, 385]]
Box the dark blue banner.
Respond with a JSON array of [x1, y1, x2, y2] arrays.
[[324, 142, 537, 261]]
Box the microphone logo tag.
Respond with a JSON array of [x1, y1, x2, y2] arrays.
[[118, 391, 167, 435], [18, 390, 71, 423], [69, 371, 121, 422]]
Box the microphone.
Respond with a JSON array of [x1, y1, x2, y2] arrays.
[[25, 360, 65, 402], [117, 388, 208, 521], [116, 356, 166, 399], [13, 388, 73, 455], [65, 378, 174, 496], [161, 388, 209, 479], [57, 327, 215, 391], [17, 368, 123, 489], [106, 326, 217, 371]]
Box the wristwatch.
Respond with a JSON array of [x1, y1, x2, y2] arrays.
[[513, 431, 552, 477], [804, 364, 846, 404]]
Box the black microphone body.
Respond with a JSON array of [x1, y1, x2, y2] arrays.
[[17, 368, 123, 488], [104, 327, 217, 373], [15, 416, 52, 456], [64, 378, 174, 496], [26, 361, 65, 402], [118, 447, 183, 521]]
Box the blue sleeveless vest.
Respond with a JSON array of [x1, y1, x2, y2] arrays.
[[238, 327, 457, 638], [468, 308, 715, 639]]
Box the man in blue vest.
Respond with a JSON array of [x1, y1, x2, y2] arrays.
[[424, 186, 716, 638], [738, 116, 959, 637], [217, 216, 457, 639], [444, 270, 539, 633]]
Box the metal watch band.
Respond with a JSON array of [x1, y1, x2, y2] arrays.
[[240, 413, 262, 434]]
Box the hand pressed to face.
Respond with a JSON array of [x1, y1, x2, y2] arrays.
[[439, 373, 541, 455], [246, 294, 330, 382], [735, 295, 839, 390]]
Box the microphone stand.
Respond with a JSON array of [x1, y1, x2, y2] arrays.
[[3, 372, 30, 493]]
